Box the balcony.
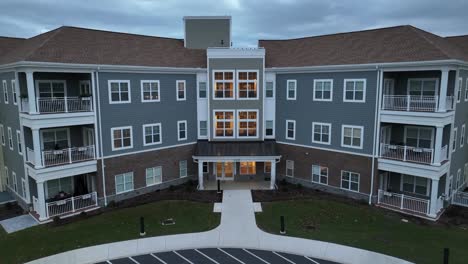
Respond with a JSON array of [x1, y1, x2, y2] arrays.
[[32, 192, 98, 220], [21, 96, 93, 114], [380, 143, 448, 165], [26, 145, 95, 168], [382, 95, 454, 112]]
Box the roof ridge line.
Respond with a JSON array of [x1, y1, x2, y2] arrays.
[[60, 26, 184, 41], [408, 26, 452, 59], [23, 27, 65, 61]]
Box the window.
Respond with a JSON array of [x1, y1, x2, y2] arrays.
[[176, 80, 186, 101], [408, 78, 437, 97], [79, 80, 91, 96], [461, 124, 466, 148], [115, 172, 134, 194], [465, 78, 468, 101], [457, 78, 462, 103], [240, 162, 256, 175], [177, 121, 187, 141], [146, 166, 162, 186], [179, 160, 187, 177], [286, 120, 296, 140], [111, 126, 133, 150], [238, 71, 258, 99], [4, 167, 8, 187], [402, 174, 428, 196], [108, 80, 131, 103], [312, 122, 331, 145], [238, 110, 258, 138], [12, 172, 17, 192], [203, 162, 208, 173], [143, 123, 161, 146], [405, 126, 433, 148], [264, 162, 271, 174], [344, 79, 366, 102], [16, 130, 22, 155], [199, 120, 208, 138], [214, 111, 234, 138], [11, 80, 17, 105], [198, 82, 207, 99], [0, 125, 4, 146], [266, 81, 274, 98], [2, 80, 8, 104], [286, 80, 296, 100], [37, 80, 65, 99], [21, 178, 26, 198], [265, 120, 274, 137], [46, 177, 72, 199], [313, 79, 333, 101], [312, 165, 328, 185], [453, 127, 458, 152], [342, 125, 363, 149], [214, 71, 234, 99], [457, 169, 462, 189], [141, 80, 160, 102], [7, 127, 13, 150], [465, 163, 468, 184], [341, 171, 360, 192], [286, 160, 294, 177], [41, 128, 69, 150]]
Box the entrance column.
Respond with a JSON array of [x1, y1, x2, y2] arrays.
[[198, 161, 204, 190], [270, 160, 276, 190], [429, 178, 440, 218]]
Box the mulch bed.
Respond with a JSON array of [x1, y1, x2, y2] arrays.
[[0, 202, 24, 221], [439, 205, 468, 227]]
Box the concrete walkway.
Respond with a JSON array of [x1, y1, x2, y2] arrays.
[[0, 214, 38, 233], [27, 190, 413, 264]]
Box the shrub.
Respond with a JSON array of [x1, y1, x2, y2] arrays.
[[52, 216, 61, 224], [280, 179, 287, 186], [79, 211, 88, 217], [107, 200, 117, 208]]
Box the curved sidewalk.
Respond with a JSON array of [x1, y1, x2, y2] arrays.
[[27, 190, 413, 264]]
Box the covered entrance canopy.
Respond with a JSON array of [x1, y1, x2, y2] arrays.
[[193, 141, 281, 190]]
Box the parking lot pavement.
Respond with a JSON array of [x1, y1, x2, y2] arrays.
[[99, 248, 342, 264]]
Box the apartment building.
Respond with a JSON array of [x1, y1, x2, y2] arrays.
[[0, 16, 467, 221]]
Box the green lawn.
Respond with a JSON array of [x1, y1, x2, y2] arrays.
[[0, 200, 220, 264], [256, 199, 468, 264]]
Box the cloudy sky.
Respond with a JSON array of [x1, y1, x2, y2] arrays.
[[0, 0, 467, 47]]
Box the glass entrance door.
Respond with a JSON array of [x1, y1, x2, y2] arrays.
[[215, 162, 234, 180]]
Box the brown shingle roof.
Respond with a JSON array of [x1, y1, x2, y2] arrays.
[[259, 25, 467, 68], [0, 37, 25, 58], [0, 26, 206, 68], [445, 35, 468, 61]]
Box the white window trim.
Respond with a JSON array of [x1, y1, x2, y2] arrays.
[[265, 120, 275, 138], [16, 130, 22, 155], [177, 120, 187, 141], [286, 119, 296, 140], [264, 162, 271, 174], [406, 78, 439, 97], [142, 123, 162, 146], [179, 160, 188, 178], [7, 127, 13, 150], [198, 120, 208, 139], [2, 80, 8, 104], [265, 80, 275, 99], [213, 70, 236, 100], [400, 174, 430, 196], [341, 125, 364, 149], [0, 124, 5, 146], [108, 80, 131, 104], [115, 172, 134, 194], [239, 161, 256, 175], [12, 171, 17, 192], [286, 80, 297, 100], [4, 167, 8, 187], [237, 70, 259, 100], [403, 126, 434, 149], [237, 109, 259, 139], [146, 166, 162, 187], [111, 126, 133, 151], [79, 80, 91, 95], [313, 79, 333, 102], [140, 80, 160, 103], [311, 165, 328, 185], [35, 80, 68, 98], [343, 79, 366, 103], [465, 78, 468, 102], [197, 81, 207, 100], [453, 127, 458, 153], [286, 160, 294, 177], [21, 177, 26, 198], [457, 78, 462, 103], [11, 80, 17, 105], [461, 124, 466, 148], [213, 110, 235, 139], [40, 127, 71, 150], [176, 80, 186, 101], [340, 170, 360, 192], [312, 122, 331, 145]]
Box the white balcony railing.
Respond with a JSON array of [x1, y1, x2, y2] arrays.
[[45, 192, 98, 218], [27, 145, 95, 168], [378, 189, 430, 215], [382, 95, 454, 112], [20, 97, 93, 114], [380, 143, 448, 165], [452, 190, 468, 207]]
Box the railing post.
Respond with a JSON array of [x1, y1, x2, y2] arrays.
[[377, 190, 381, 203], [71, 196, 75, 213], [64, 97, 68, 113], [403, 146, 407, 161], [68, 148, 72, 163], [406, 95, 410, 111], [435, 95, 439, 112], [400, 194, 405, 210]]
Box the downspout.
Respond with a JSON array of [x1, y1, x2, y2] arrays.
[[369, 67, 382, 205], [95, 69, 107, 206]]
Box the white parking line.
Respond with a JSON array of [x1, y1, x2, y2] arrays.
[[304, 256, 321, 264], [217, 248, 246, 264], [194, 249, 220, 264], [150, 253, 168, 264], [129, 256, 140, 264], [273, 252, 295, 264], [106, 261, 112, 264], [174, 251, 194, 264], [242, 249, 271, 264]]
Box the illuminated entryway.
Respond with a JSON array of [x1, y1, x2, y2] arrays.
[[215, 162, 234, 180]]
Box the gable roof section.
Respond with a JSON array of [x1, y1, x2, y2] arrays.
[[0, 37, 25, 58], [259, 25, 467, 68], [0, 26, 206, 68], [445, 35, 468, 61]]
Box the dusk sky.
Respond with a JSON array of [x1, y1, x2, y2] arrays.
[[1, 0, 467, 47]]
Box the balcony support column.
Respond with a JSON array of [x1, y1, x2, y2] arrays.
[[433, 125, 444, 165], [37, 181, 48, 221], [429, 178, 440, 218], [32, 128, 43, 168], [198, 161, 204, 190], [25, 71, 37, 114], [270, 160, 277, 190], [438, 68, 449, 112]]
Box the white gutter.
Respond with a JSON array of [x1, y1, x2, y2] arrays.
[[95, 69, 107, 206], [369, 68, 382, 204]]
